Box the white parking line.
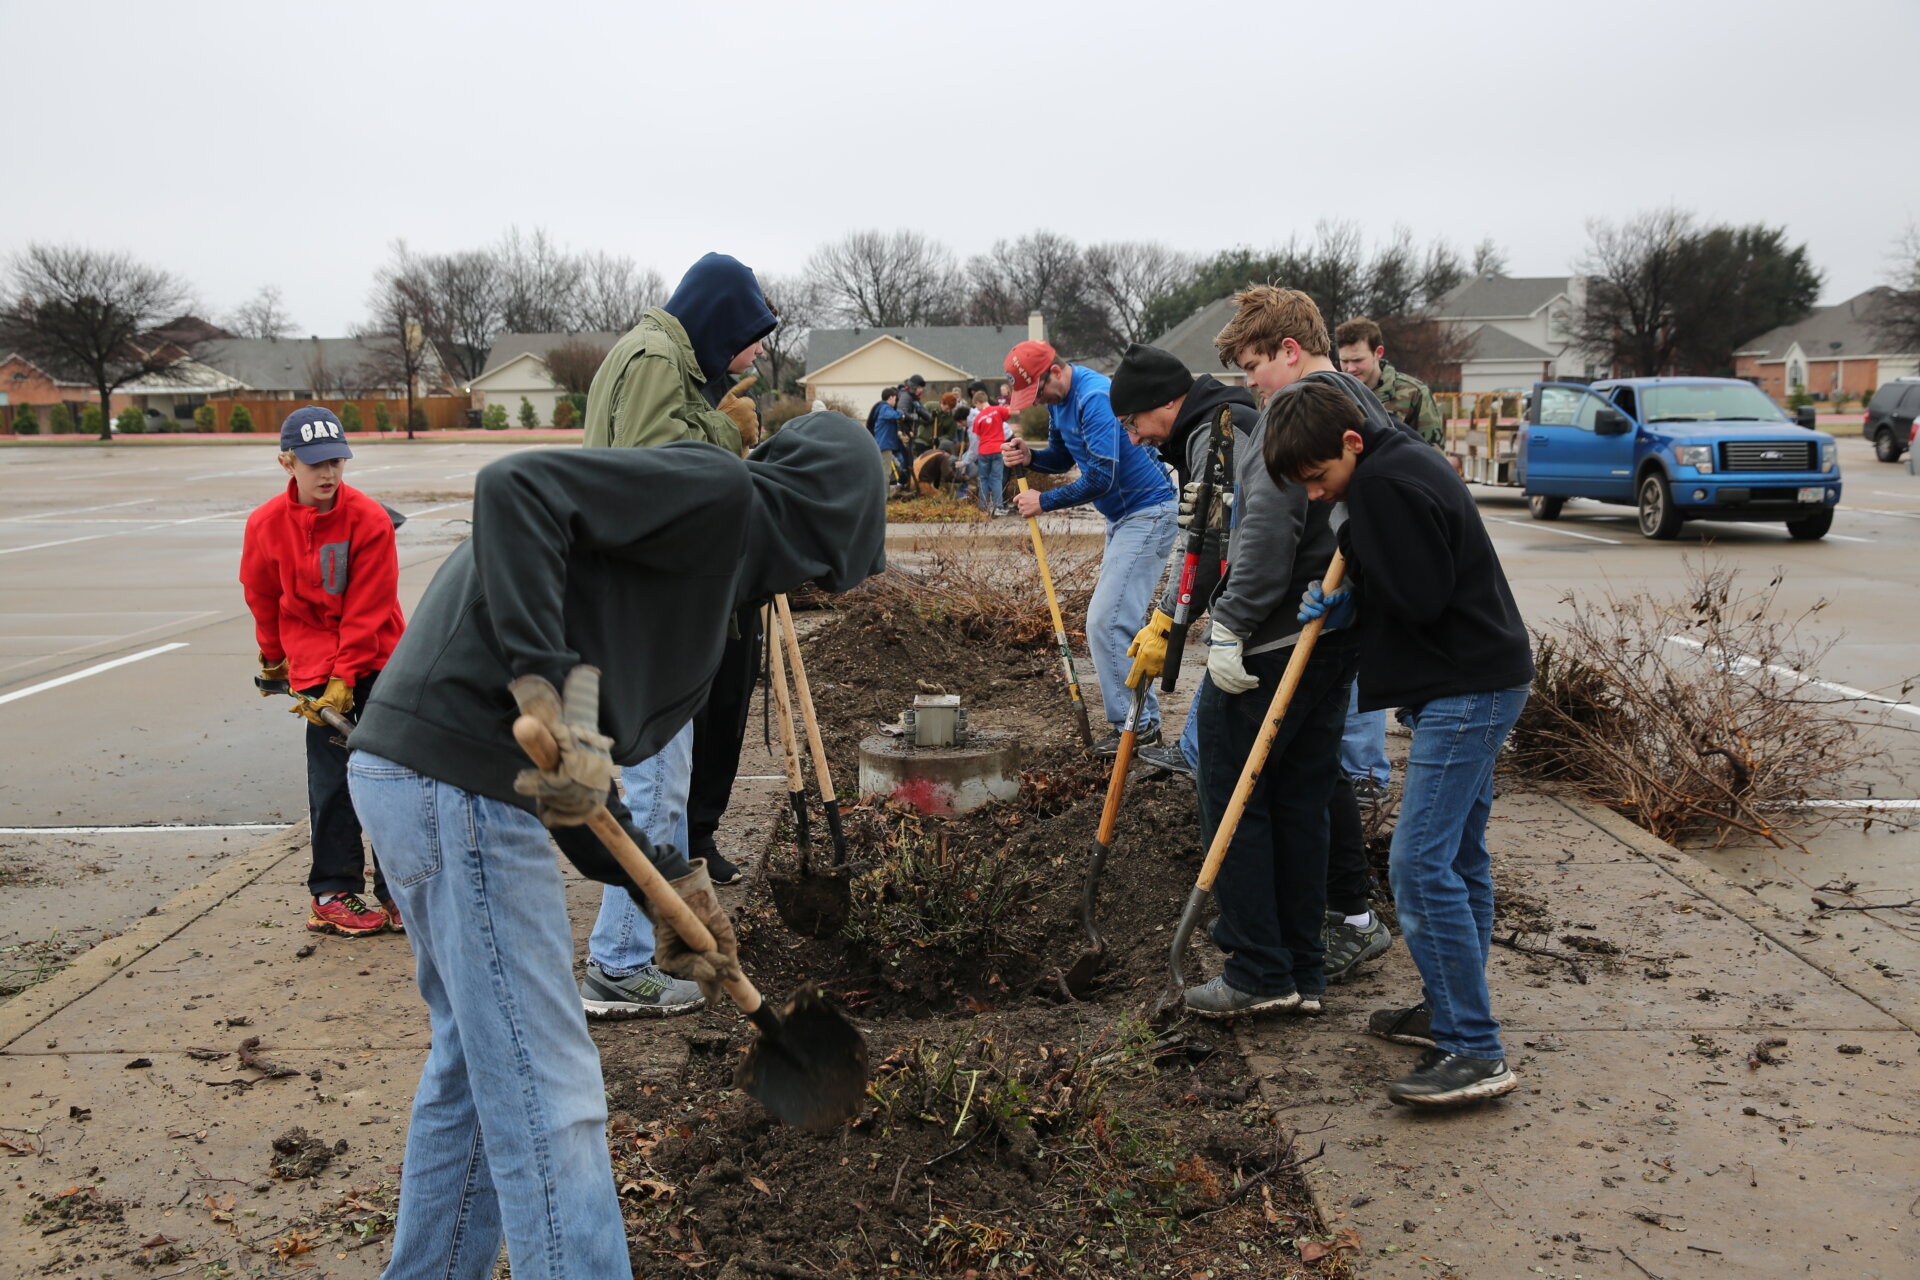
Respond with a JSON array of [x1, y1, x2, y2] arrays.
[[1870, 492, 1919, 501], [405, 502, 469, 517], [1485, 517, 1622, 545], [1798, 799, 1920, 810], [0, 642, 189, 706], [1664, 635, 1920, 718], [442, 470, 478, 480], [1851, 507, 1920, 521], [0, 823, 291, 834], [0, 498, 156, 522], [1824, 533, 1873, 543], [0, 532, 117, 556]]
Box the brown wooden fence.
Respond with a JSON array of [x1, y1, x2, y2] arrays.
[[206, 396, 472, 434]]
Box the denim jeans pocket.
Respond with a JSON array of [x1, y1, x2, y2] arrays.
[[348, 758, 443, 887]]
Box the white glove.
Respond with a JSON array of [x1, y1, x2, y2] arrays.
[[1177, 478, 1233, 530], [1206, 621, 1258, 695]]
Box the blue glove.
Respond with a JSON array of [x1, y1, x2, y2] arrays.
[[1297, 580, 1355, 631]]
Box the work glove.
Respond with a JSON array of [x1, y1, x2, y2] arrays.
[[1177, 479, 1232, 531], [1297, 580, 1356, 631], [258, 653, 288, 694], [648, 859, 741, 1004], [508, 667, 618, 827], [289, 676, 354, 727], [719, 376, 759, 451], [1206, 621, 1258, 695], [1125, 609, 1175, 689]]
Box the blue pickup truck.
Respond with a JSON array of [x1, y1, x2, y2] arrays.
[[1516, 377, 1842, 541]]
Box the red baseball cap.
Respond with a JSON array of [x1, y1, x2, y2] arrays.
[[1004, 340, 1057, 412]]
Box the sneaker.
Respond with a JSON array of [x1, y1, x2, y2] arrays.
[[379, 898, 405, 933], [1296, 991, 1325, 1015], [307, 893, 390, 937], [1136, 743, 1194, 778], [1093, 724, 1162, 756], [1323, 911, 1392, 982], [1183, 975, 1300, 1019], [700, 850, 744, 886], [1351, 776, 1386, 807], [580, 962, 706, 1019], [1386, 1047, 1519, 1108], [1366, 1002, 1437, 1048]]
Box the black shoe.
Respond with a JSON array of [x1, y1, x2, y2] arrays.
[[1387, 1048, 1518, 1107], [1135, 743, 1193, 778], [700, 850, 744, 886], [1367, 1002, 1436, 1048], [1093, 725, 1161, 756], [1323, 910, 1392, 982], [1351, 776, 1386, 807]]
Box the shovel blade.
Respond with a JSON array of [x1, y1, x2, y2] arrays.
[[1058, 946, 1104, 1000], [768, 871, 851, 938], [735, 984, 869, 1132]]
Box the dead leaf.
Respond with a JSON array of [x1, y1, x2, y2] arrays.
[[1299, 1240, 1330, 1262], [748, 1175, 772, 1196]]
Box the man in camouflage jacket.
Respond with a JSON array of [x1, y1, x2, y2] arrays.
[[1335, 317, 1445, 447]]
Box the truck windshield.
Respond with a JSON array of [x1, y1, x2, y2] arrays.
[[1642, 384, 1790, 424]]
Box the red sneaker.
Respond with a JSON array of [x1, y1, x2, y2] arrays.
[[379, 897, 404, 933], [308, 893, 390, 937]]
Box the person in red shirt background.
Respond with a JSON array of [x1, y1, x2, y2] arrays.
[[969, 388, 1011, 516], [240, 406, 406, 937]]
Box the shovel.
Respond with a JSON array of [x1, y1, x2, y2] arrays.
[[764, 598, 851, 938], [1011, 465, 1096, 749], [514, 715, 868, 1132], [1151, 552, 1347, 1021], [773, 594, 848, 863], [1060, 678, 1152, 999], [254, 676, 355, 744]]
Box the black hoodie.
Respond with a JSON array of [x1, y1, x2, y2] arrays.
[[664, 252, 778, 387], [350, 413, 886, 884]]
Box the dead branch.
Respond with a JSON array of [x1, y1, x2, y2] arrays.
[[236, 1037, 298, 1079]]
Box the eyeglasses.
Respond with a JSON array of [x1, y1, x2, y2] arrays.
[[1119, 412, 1138, 434]]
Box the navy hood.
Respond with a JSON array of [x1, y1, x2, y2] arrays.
[[664, 252, 778, 383]]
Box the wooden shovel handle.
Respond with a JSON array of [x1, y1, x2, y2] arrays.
[[1014, 474, 1071, 639], [763, 603, 807, 795], [512, 716, 765, 1017], [1191, 552, 1347, 894], [773, 595, 835, 800]]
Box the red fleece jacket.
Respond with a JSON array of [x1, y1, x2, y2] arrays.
[[239, 480, 405, 687]]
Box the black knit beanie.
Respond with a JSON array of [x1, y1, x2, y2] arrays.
[[1109, 343, 1194, 416]]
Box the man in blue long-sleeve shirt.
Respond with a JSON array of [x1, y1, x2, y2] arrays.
[[1002, 339, 1178, 752]]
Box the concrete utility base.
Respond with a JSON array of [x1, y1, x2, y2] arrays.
[[857, 729, 1021, 814]]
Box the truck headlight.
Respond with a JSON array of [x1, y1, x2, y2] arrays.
[[1821, 442, 1837, 473], [1675, 445, 1713, 472]]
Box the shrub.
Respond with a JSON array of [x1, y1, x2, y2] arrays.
[[517, 396, 539, 428], [193, 403, 216, 433], [115, 407, 146, 434], [761, 395, 812, 436], [227, 404, 255, 433], [1015, 406, 1050, 440], [1785, 383, 1812, 411], [407, 405, 428, 433], [9, 403, 36, 435], [552, 398, 576, 430], [47, 404, 75, 434], [1859, 385, 1876, 409], [372, 403, 393, 433], [482, 403, 509, 431], [337, 402, 362, 433], [80, 405, 106, 435]]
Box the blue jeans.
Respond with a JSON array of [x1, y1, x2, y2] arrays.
[[1388, 687, 1529, 1060], [1179, 694, 1201, 769], [1340, 684, 1391, 784], [588, 719, 694, 977], [974, 453, 1006, 512], [1088, 502, 1178, 730], [345, 753, 632, 1280]]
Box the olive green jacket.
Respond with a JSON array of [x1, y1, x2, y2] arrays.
[[1373, 361, 1445, 447], [583, 308, 742, 455]]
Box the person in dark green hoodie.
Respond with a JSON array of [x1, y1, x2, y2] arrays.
[[346, 413, 885, 1277]]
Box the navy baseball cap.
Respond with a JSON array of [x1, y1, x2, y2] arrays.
[[280, 406, 353, 462]]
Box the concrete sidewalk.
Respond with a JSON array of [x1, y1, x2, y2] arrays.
[[1241, 789, 1920, 1279]]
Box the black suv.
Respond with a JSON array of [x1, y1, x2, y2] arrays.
[[1864, 379, 1920, 462]]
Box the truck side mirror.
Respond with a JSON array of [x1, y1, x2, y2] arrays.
[[1795, 405, 1817, 429], [1594, 407, 1631, 435]]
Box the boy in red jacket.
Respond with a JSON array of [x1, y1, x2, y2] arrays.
[[240, 406, 406, 937]]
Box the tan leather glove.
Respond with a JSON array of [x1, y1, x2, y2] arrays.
[[509, 667, 617, 827], [648, 860, 741, 1004], [1125, 609, 1175, 689], [288, 676, 354, 726], [259, 653, 289, 695], [719, 375, 759, 452]]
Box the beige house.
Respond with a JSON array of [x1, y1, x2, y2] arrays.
[[1433, 275, 1594, 392], [467, 332, 619, 424], [803, 314, 1047, 412]]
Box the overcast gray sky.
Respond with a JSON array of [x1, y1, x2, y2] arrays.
[[7, 0, 1915, 335]]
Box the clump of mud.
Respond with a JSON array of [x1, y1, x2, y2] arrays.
[[270, 1127, 347, 1180]]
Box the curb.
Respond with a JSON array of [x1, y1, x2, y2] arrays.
[[0, 825, 306, 1051]]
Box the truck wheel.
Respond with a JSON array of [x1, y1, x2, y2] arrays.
[[1528, 494, 1564, 521], [1636, 473, 1682, 540], [1786, 508, 1833, 541], [1874, 428, 1902, 463]]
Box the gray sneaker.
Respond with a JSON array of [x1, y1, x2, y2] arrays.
[[1366, 1002, 1437, 1048], [1183, 975, 1300, 1019], [1135, 743, 1194, 778], [1323, 910, 1393, 982], [580, 962, 705, 1019]]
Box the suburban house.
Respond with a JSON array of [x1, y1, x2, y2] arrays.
[[195, 336, 453, 403], [802, 314, 1048, 411], [1, 353, 115, 418], [467, 332, 621, 425], [1143, 297, 1248, 387], [1733, 288, 1918, 401], [1433, 275, 1593, 393]]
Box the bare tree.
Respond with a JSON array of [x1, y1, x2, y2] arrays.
[[757, 273, 822, 395], [543, 338, 611, 396], [1571, 208, 1696, 377], [419, 250, 504, 384], [496, 226, 583, 334], [1081, 241, 1195, 348], [356, 242, 435, 439], [575, 251, 664, 334], [227, 285, 296, 339], [1870, 223, 1920, 356], [804, 229, 961, 327], [1469, 237, 1511, 278], [0, 243, 197, 441]]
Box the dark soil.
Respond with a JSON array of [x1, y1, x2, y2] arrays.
[[269, 1127, 347, 1180]]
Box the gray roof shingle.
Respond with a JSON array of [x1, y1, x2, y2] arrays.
[[1434, 275, 1571, 320], [1147, 296, 1239, 375], [1733, 289, 1900, 359], [197, 336, 447, 393], [1463, 324, 1554, 361], [806, 324, 1033, 379], [479, 332, 624, 379]]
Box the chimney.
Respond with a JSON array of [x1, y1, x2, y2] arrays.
[[1027, 311, 1047, 343]]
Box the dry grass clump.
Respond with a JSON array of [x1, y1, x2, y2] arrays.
[[856, 534, 1098, 647], [1509, 558, 1881, 846], [886, 493, 990, 524]]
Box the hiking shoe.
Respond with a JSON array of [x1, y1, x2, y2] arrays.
[[1323, 911, 1392, 982], [1386, 1048, 1518, 1108], [1296, 991, 1326, 1015], [1093, 725, 1162, 756], [1351, 776, 1386, 807], [379, 897, 405, 933], [307, 893, 390, 937], [580, 962, 706, 1019], [700, 850, 744, 886], [1184, 975, 1300, 1019], [1136, 743, 1194, 778], [1367, 1002, 1437, 1048]]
